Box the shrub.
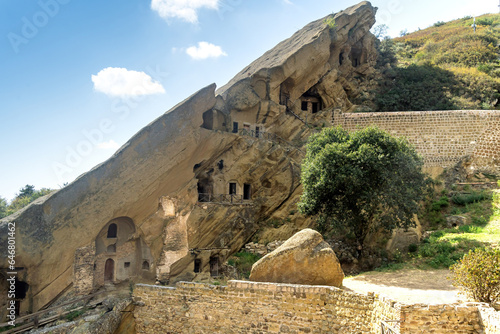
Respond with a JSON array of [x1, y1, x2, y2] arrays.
[[431, 196, 450, 211], [451, 191, 490, 205], [450, 248, 500, 306]]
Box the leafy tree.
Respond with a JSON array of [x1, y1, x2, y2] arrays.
[[450, 248, 500, 307], [0, 197, 8, 219], [18, 184, 35, 198], [376, 37, 398, 68], [298, 126, 430, 245], [2, 186, 54, 218]]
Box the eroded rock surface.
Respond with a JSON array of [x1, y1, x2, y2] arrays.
[[0, 1, 376, 316], [249, 229, 344, 287]]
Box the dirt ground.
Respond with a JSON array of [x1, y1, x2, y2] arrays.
[[342, 269, 464, 304]]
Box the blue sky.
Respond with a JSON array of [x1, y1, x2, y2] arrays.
[[0, 0, 497, 202]]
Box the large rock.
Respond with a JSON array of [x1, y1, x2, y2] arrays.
[[249, 229, 344, 287]]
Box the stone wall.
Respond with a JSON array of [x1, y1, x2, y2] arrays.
[[400, 304, 483, 333], [479, 305, 500, 334], [332, 110, 500, 169], [133, 281, 500, 333]]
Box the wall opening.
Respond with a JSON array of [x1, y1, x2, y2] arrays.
[[107, 223, 117, 238], [243, 184, 251, 200], [194, 259, 201, 273], [255, 126, 260, 138], [350, 47, 363, 67], [312, 102, 319, 113], [229, 182, 237, 195], [210, 256, 219, 277], [301, 101, 308, 111], [201, 109, 214, 130], [142, 261, 150, 270], [107, 244, 116, 253], [232, 122, 239, 133], [124, 262, 131, 268], [339, 52, 344, 65], [197, 169, 214, 202], [104, 259, 115, 282]]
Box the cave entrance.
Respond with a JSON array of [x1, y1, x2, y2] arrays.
[[194, 259, 201, 273], [350, 47, 363, 67], [210, 256, 219, 277], [104, 259, 115, 282], [243, 184, 252, 200], [196, 169, 214, 203]]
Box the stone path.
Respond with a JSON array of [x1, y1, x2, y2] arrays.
[[342, 269, 464, 304]]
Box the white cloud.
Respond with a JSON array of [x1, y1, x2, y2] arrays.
[[97, 140, 120, 150], [91, 67, 165, 97], [151, 0, 219, 23], [186, 42, 227, 60]]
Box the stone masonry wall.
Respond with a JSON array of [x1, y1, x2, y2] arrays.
[[73, 245, 95, 295], [331, 110, 500, 169], [400, 304, 483, 333], [133, 281, 384, 333], [133, 281, 500, 333]]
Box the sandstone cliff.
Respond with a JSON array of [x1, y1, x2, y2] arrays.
[[0, 1, 377, 317]]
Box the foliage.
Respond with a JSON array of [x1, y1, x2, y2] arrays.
[[228, 251, 261, 279], [298, 126, 430, 244], [65, 309, 86, 321], [0, 198, 7, 219], [452, 191, 491, 206], [450, 248, 500, 306], [372, 13, 500, 111], [324, 16, 336, 29], [376, 37, 397, 68], [0, 185, 54, 219], [375, 64, 458, 111], [431, 196, 449, 211]]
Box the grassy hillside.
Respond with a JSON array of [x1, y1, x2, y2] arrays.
[[369, 14, 500, 112]]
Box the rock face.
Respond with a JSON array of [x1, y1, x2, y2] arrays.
[[0, 1, 376, 317], [249, 229, 344, 287]]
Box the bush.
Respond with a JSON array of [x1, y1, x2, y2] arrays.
[[450, 248, 500, 306], [451, 191, 490, 205]]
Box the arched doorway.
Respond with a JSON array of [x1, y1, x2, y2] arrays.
[[104, 259, 115, 282]]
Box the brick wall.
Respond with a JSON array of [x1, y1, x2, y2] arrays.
[[331, 110, 500, 168], [133, 281, 500, 333]]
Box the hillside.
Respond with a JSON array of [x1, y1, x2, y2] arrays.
[[361, 13, 500, 112]]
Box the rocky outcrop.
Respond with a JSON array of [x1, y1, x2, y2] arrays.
[[249, 229, 344, 287], [0, 1, 377, 317]]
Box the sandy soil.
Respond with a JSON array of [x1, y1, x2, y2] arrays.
[[342, 269, 464, 304]]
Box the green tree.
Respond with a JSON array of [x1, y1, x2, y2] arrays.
[[298, 126, 429, 245], [18, 184, 35, 198], [3, 186, 54, 218], [0, 197, 8, 219]]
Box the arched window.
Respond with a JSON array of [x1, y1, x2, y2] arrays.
[[107, 223, 117, 238], [142, 260, 150, 270]]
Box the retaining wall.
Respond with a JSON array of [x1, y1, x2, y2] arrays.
[[332, 110, 500, 169], [132, 281, 500, 333]]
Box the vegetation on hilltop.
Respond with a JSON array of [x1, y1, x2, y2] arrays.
[[368, 13, 500, 112], [0, 185, 54, 219]]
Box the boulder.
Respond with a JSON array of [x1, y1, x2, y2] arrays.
[[249, 229, 344, 287]]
